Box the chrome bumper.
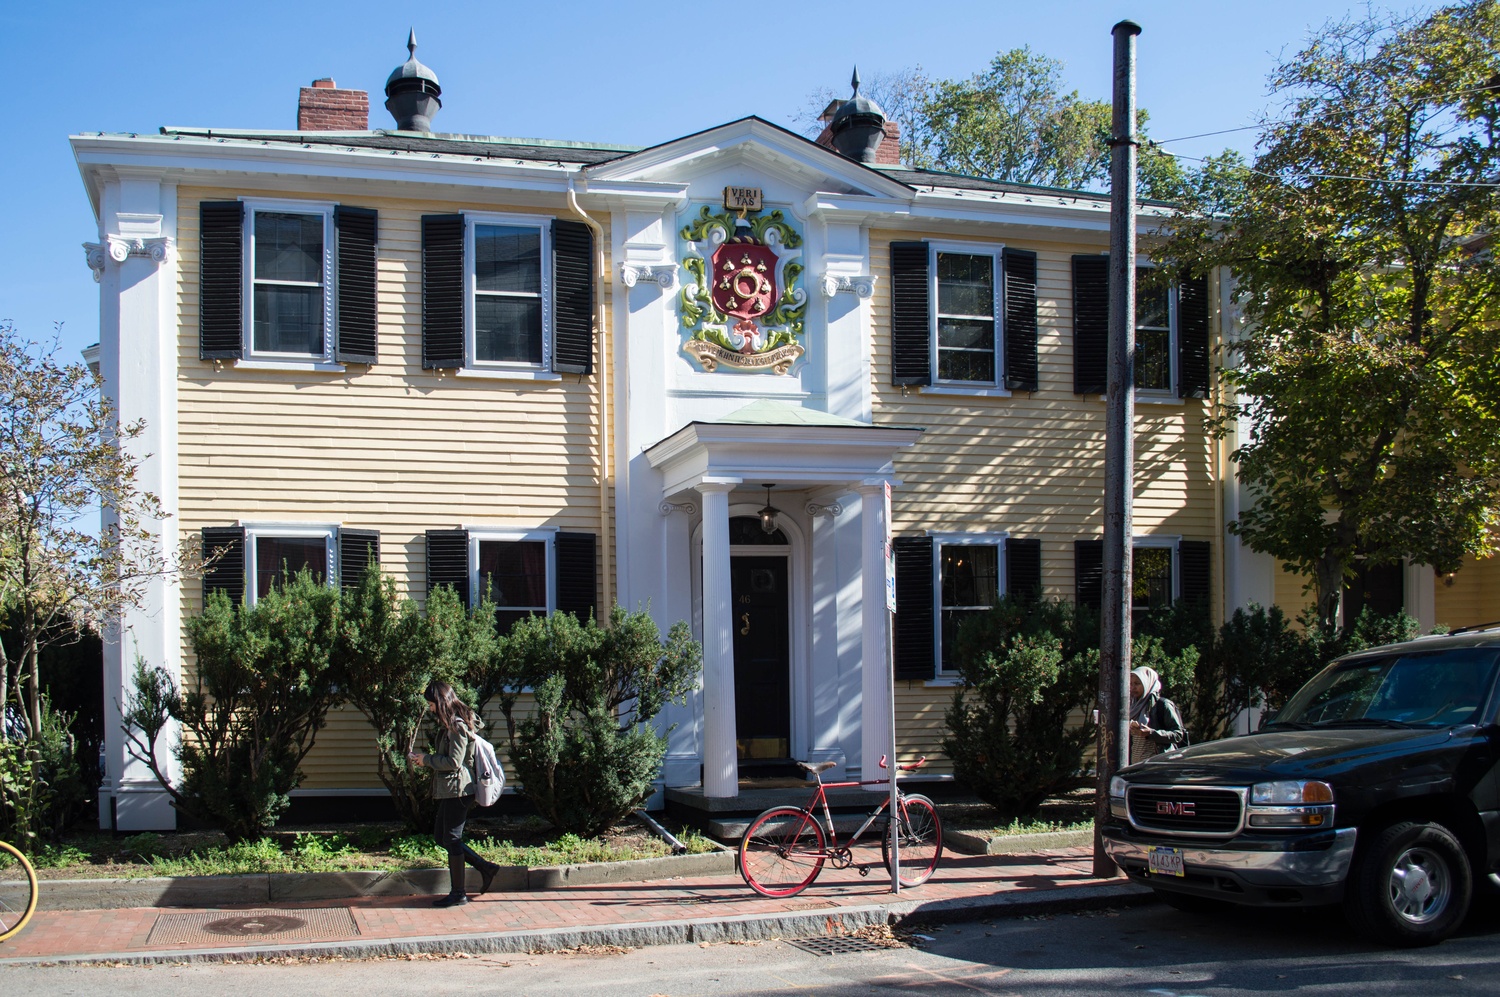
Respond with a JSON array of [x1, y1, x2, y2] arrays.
[[1102, 826, 1358, 888]]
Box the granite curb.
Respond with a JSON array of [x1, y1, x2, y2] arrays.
[[944, 827, 1095, 856], [0, 881, 1154, 967], [27, 848, 737, 911]]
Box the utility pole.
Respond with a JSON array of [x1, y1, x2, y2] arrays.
[[1093, 18, 1140, 879]]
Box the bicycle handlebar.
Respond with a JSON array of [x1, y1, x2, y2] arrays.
[[877, 754, 928, 772]]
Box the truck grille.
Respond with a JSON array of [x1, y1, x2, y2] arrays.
[[1127, 785, 1244, 837]]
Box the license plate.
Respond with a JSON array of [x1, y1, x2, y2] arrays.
[[1147, 846, 1185, 877]]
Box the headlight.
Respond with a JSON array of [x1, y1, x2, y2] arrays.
[[1108, 776, 1129, 819], [1251, 780, 1334, 805], [1109, 776, 1127, 798]]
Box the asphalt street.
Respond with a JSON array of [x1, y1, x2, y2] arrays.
[[6, 898, 1500, 996]]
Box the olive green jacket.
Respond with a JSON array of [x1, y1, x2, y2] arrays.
[[422, 717, 478, 800]]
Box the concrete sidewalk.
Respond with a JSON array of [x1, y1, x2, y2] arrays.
[[0, 845, 1152, 967]]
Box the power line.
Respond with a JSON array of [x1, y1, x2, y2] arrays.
[[1148, 144, 1500, 189]]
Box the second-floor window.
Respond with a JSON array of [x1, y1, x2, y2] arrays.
[[935, 250, 999, 384], [248, 206, 333, 359], [1135, 272, 1174, 394], [473, 222, 546, 366]]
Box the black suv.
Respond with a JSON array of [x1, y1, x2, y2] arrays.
[[1102, 626, 1500, 946]]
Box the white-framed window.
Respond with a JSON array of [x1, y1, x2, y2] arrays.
[[469, 528, 556, 632], [245, 524, 336, 603], [466, 214, 551, 371], [1135, 265, 1177, 396], [242, 199, 335, 361], [1132, 536, 1180, 615], [933, 532, 1009, 672], [931, 243, 1003, 386]]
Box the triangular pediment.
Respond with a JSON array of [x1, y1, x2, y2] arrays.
[[584, 116, 913, 201]]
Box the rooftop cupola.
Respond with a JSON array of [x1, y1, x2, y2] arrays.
[[384, 28, 442, 132], [828, 68, 888, 163]]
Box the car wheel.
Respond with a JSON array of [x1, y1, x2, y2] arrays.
[[1152, 887, 1227, 914], [1343, 820, 1472, 947]]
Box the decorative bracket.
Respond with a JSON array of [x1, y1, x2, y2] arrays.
[[659, 501, 699, 517], [85, 237, 174, 281], [805, 501, 844, 519], [620, 262, 677, 290], [820, 273, 877, 299]]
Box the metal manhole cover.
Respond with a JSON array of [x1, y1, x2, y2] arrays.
[[147, 907, 360, 946], [788, 935, 890, 956]]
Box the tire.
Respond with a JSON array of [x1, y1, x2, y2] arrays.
[[740, 807, 826, 898], [0, 840, 39, 943], [882, 794, 943, 887], [1343, 820, 1472, 947], [1153, 888, 1227, 914]]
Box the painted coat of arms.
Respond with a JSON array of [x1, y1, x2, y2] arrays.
[[679, 199, 806, 374]]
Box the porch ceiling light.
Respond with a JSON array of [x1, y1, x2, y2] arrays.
[[759, 484, 780, 534]]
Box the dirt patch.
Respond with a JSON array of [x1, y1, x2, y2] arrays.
[[937, 781, 1095, 833]]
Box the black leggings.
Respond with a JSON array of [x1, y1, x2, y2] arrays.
[[434, 796, 488, 876]]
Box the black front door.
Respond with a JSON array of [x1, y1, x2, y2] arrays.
[[731, 555, 791, 769]]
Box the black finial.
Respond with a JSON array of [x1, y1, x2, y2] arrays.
[[851, 67, 861, 96], [407, 27, 417, 59]]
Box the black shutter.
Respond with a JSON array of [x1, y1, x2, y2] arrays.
[[202, 526, 246, 607], [893, 536, 935, 680], [1074, 538, 1104, 612], [552, 219, 594, 375], [425, 529, 470, 608], [334, 206, 379, 365], [890, 242, 931, 387], [1177, 273, 1210, 399], [421, 214, 466, 369], [1072, 255, 1108, 394], [555, 532, 598, 622], [338, 528, 380, 591], [199, 201, 244, 360], [1002, 248, 1039, 391], [1005, 538, 1043, 602], [1178, 540, 1211, 608]]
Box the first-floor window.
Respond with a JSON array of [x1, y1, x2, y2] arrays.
[[1132, 543, 1175, 617], [249, 528, 334, 601], [476, 536, 551, 633], [938, 537, 1003, 671]]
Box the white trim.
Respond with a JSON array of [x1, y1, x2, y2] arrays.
[[241, 523, 337, 605], [464, 212, 553, 373], [928, 240, 1004, 389], [240, 197, 335, 363], [232, 359, 347, 373]]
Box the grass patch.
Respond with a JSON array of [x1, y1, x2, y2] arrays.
[[25, 817, 720, 880]]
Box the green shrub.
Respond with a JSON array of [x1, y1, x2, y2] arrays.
[[122, 570, 342, 843], [0, 698, 92, 849], [491, 607, 701, 837], [942, 597, 1099, 821]]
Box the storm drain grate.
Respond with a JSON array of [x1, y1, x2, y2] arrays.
[[788, 935, 890, 956], [147, 907, 360, 946]]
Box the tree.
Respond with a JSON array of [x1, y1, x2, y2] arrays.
[[0, 324, 181, 735], [1157, 1, 1500, 630], [802, 48, 1189, 199]]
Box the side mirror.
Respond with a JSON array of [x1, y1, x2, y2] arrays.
[[1257, 710, 1278, 731]]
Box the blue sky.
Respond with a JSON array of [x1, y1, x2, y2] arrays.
[[2, 1, 1432, 363]]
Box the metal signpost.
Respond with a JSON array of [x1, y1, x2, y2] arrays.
[[884, 480, 900, 893]]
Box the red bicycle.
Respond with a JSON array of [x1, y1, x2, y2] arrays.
[[738, 756, 943, 898]]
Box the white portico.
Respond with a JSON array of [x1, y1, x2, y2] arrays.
[[644, 404, 920, 797]]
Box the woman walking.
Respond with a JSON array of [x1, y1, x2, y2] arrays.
[[1127, 666, 1188, 763], [407, 681, 501, 907]]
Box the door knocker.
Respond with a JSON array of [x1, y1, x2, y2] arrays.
[[740, 612, 751, 635]]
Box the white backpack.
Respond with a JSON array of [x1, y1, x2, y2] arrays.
[[470, 730, 505, 807]]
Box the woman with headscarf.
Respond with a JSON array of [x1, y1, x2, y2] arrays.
[[1128, 666, 1188, 763]]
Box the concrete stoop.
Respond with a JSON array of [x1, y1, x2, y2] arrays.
[[31, 847, 737, 911]]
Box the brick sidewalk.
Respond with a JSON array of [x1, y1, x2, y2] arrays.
[[0, 846, 1148, 965]]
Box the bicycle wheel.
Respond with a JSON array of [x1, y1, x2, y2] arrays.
[[740, 806, 826, 898], [882, 793, 943, 887], [0, 839, 38, 943]]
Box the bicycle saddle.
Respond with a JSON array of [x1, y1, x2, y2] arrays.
[[797, 760, 838, 775]]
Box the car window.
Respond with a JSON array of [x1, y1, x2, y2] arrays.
[[1278, 647, 1500, 728]]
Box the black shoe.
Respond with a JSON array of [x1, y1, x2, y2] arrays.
[[479, 862, 500, 895], [432, 893, 469, 908]]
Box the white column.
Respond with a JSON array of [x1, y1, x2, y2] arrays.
[[658, 497, 703, 792], [805, 499, 847, 777], [96, 176, 181, 830], [699, 479, 740, 797], [855, 479, 892, 785]]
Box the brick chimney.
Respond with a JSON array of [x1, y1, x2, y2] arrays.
[[815, 98, 901, 165], [297, 79, 369, 131]]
